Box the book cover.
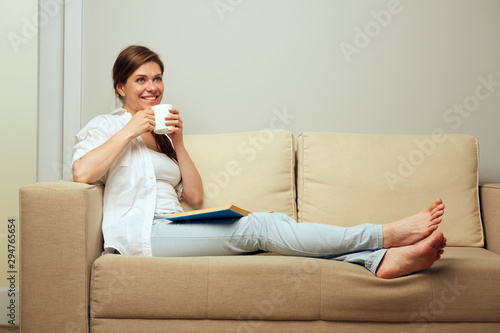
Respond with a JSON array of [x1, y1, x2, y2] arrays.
[[167, 205, 252, 222]]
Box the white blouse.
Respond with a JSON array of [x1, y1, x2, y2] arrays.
[[72, 108, 183, 256]]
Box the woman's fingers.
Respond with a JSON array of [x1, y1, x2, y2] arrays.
[[128, 110, 156, 135], [165, 108, 182, 130]]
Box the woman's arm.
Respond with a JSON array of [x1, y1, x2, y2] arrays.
[[166, 108, 204, 205], [174, 141, 204, 205], [73, 110, 155, 184]]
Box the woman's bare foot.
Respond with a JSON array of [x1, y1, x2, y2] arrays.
[[383, 198, 444, 248], [376, 232, 447, 279]]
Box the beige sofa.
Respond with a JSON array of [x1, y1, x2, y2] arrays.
[[20, 131, 500, 332]]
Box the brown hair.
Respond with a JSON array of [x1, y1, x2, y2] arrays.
[[112, 45, 177, 162]]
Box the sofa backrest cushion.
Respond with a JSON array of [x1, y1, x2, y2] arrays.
[[296, 132, 483, 247], [182, 130, 297, 220]]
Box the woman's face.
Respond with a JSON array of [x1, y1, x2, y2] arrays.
[[117, 61, 164, 113]]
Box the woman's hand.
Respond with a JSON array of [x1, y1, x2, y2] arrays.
[[73, 109, 155, 184], [165, 108, 184, 145], [123, 109, 156, 139]]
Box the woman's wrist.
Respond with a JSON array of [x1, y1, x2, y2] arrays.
[[171, 137, 185, 150], [118, 125, 140, 142]]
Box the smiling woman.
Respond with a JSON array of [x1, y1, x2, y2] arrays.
[[113, 45, 165, 113]]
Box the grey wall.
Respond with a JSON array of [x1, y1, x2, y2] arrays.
[[80, 0, 500, 181]]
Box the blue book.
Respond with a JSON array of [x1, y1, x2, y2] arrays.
[[167, 205, 251, 222]]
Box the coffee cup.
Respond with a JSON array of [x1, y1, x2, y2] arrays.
[[152, 104, 174, 134]]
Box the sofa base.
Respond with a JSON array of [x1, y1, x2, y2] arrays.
[[90, 319, 500, 333], [90, 247, 500, 323]]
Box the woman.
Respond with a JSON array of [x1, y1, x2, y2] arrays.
[[72, 45, 447, 279]]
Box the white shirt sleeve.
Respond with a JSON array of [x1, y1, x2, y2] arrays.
[[72, 115, 114, 167]]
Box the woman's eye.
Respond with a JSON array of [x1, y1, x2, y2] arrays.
[[137, 78, 145, 83], [154, 77, 162, 82]]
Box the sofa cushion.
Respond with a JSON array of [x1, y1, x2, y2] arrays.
[[90, 248, 500, 322], [296, 132, 482, 247], [182, 130, 296, 219]]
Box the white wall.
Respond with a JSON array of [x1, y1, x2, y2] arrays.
[[38, 0, 64, 182], [44, 0, 500, 182], [0, 0, 38, 325]]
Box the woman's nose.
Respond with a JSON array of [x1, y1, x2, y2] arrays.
[[146, 80, 158, 91]]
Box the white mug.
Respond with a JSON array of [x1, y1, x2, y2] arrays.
[[152, 104, 174, 134]]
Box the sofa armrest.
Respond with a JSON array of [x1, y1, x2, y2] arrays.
[[20, 181, 103, 333], [480, 183, 500, 254]]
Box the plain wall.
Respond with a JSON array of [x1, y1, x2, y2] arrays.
[[0, 0, 37, 320], [81, 0, 500, 181]]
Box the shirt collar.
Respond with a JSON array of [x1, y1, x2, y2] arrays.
[[111, 108, 132, 121], [111, 107, 127, 115]]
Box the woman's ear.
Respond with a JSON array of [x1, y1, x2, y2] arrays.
[[116, 83, 125, 97]]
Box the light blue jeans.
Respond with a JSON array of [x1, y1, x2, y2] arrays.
[[151, 212, 387, 274]]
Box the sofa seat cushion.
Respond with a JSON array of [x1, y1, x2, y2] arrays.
[[296, 132, 482, 247], [90, 247, 500, 322]]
